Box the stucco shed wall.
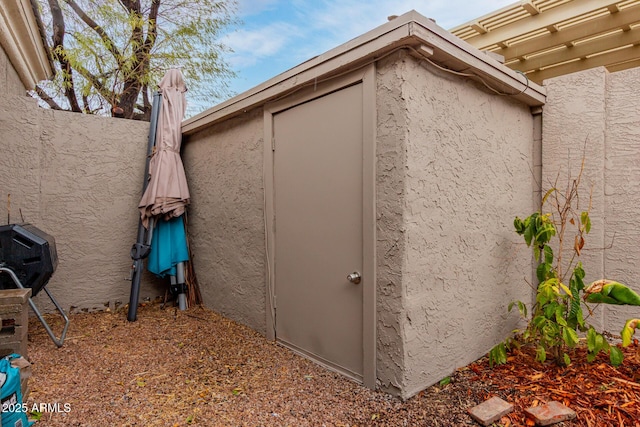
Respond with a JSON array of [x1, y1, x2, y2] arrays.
[[542, 66, 640, 333], [376, 52, 537, 399], [375, 55, 410, 396], [182, 108, 266, 335], [0, 94, 165, 312]]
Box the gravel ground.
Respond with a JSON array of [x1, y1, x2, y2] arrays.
[[24, 303, 486, 426], [23, 302, 640, 426]]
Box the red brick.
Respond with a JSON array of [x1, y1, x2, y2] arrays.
[[467, 396, 514, 426], [525, 401, 577, 426]]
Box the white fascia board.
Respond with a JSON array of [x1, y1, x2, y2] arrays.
[[0, 0, 53, 90]]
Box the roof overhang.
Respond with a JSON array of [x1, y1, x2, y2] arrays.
[[0, 0, 53, 90], [450, 0, 640, 83], [183, 10, 545, 135]]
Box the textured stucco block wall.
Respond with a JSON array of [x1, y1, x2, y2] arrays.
[[0, 94, 165, 312], [182, 109, 266, 335], [0, 44, 25, 97], [376, 52, 537, 398], [543, 66, 640, 333], [603, 68, 640, 329]]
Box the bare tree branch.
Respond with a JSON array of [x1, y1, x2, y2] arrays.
[[119, 0, 141, 14], [46, 0, 82, 112], [141, 83, 151, 120], [34, 85, 63, 110], [118, 0, 159, 118], [82, 94, 91, 114]]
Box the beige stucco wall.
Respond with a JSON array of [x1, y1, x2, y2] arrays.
[[182, 109, 267, 335], [376, 52, 537, 398], [542, 66, 640, 334], [0, 43, 26, 97], [0, 91, 165, 313], [375, 55, 409, 396], [1, 8, 165, 314]]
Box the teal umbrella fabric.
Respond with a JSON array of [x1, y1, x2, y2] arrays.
[[148, 216, 189, 277]]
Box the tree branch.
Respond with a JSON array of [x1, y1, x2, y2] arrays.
[[33, 85, 63, 110], [119, 0, 141, 14], [146, 0, 160, 46], [46, 0, 82, 112], [119, 0, 152, 118], [63, 0, 123, 66], [71, 61, 117, 105], [141, 83, 150, 117]]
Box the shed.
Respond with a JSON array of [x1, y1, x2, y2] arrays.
[[182, 10, 546, 399]]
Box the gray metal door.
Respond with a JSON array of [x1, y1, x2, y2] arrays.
[[273, 83, 364, 381]]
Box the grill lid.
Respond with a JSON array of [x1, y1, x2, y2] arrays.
[[0, 223, 58, 296]]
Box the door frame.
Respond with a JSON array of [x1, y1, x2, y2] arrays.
[[263, 65, 377, 389]]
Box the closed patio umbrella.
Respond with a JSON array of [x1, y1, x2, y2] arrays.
[[138, 68, 190, 308], [139, 68, 190, 224]]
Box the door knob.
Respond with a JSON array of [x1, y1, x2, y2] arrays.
[[347, 272, 361, 284]]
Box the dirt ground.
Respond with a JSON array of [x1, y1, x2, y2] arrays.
[[22, 302, 640, 426]]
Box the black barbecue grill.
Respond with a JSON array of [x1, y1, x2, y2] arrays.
[[0, 224, 69, 347]]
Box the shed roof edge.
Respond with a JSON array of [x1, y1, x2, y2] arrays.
[[0, 0, 53, 90], [183, 10, 546, 135]]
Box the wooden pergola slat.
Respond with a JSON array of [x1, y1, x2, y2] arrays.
[[450, 0, 640, 83]]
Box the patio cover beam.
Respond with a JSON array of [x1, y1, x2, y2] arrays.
[[510, 26, 640, 72], [526, 42, 640, 82], [494, 4, 640, 60], [607, 56, 640, 71], [451, 0, 640, 83], [457, 0, 622, 50]]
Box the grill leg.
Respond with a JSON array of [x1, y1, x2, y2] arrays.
[[0, 267, 69, 347]]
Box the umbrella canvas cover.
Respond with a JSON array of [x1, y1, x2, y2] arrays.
[[138, 69, 190, 277]]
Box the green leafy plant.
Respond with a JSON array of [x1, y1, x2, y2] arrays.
[[28, 409, 43, 421], [621, 319, 640, 346], [490, 160, 639, 368]]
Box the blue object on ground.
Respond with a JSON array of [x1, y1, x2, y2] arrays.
[[0, 353, 33, 426]]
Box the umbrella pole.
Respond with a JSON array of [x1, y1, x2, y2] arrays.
[[169, 261, 187, 310], [127, 92, 162, 322], [177, 262, 187, 310]]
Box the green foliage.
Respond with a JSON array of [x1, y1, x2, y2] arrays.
[[511, 207, 596, 366], [584, 281, 640, 306], [621, 319, 640, 347], [490, 164, 635, 368], [585, 327, 624, 365], [489, 342, 507, 367], [35, 0, 237, 119], [438, 376, 451, 386], [28, 410, 43, 421]]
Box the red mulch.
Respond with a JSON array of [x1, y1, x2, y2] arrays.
[[465, 342, 640, 426]]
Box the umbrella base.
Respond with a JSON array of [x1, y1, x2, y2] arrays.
[[177, 292, 187, 311], [170, 263, 187, 311]]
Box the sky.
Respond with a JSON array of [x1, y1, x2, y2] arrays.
[[219, 0, 518, 98]]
